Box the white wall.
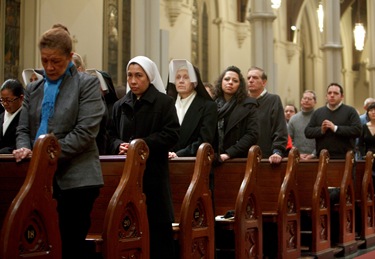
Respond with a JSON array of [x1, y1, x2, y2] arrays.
[[36, 0, 103, 70]]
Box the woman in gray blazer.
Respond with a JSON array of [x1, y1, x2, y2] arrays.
[[13, 25, 105, 259]]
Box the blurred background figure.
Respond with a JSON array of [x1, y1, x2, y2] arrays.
[[284, 104, 298, 124], [358, 102, 375, 185], [204, 82, 215, 99], [359, 97, 375, 124], [0, 79, 24, 153], [21, 68, 44, 86], [72, 52, 86, 72]]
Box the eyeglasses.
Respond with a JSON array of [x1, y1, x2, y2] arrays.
[[0, 97, 20, 105]]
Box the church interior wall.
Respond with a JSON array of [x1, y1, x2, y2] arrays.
[[160, 2, 193, 63], [3, 0, 372, 113], [22, 0, 104, 72], [217, 21, 251, 80]]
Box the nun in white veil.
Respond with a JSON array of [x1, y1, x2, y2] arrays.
[[167, 59, 217, 158], [108, 56, 179, 259], [125, 55, 166, 94]]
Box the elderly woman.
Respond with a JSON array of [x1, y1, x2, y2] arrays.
[[0, 79, 24, 154], [13, 25, 105, 258], [108, 56, 180, 259], [213, 65, 259, 162], [167, 59, 217, 158]]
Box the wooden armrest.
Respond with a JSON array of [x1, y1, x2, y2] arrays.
[[262, 211, 278, 223], [172, 222, 180, 240], [86, 234, 103, 253]]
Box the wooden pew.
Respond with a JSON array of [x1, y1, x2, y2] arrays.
[[86, 139, 150, 258], [354, 151, 375, 249], [234, 146, 262, 259], [0, 134, 62, 258], [171, 143, 215, 259], [262, 147, 301, 258], [297, 150, 334, 258], [87, 155, 126, 236], [214, 145, 263, 259], [101, 139, 150, 258], [215, 147, 301, 258], [87, 142, 216, 258], [326, 151, 358, 257], [3, 147, 375, 258], [0, 155, 29, 228]]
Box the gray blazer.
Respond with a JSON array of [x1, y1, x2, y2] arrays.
[[16, 65, 105, 190]]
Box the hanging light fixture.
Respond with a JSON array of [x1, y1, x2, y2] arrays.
[[354, 24, 366, 51], [317, 2, 324, 32], [353, 0, 366, 51], [271, 0, 282, 9]]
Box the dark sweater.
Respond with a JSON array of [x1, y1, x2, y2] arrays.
[[305, 104, 361, 159]]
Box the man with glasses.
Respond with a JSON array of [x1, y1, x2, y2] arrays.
[[287, 90, 317, 160]]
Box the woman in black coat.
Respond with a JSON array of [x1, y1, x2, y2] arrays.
[[213, 65, 259, 162], [167, 59, 217, 157], [108, 56, 180, 259], [0, 79, 24, 154]]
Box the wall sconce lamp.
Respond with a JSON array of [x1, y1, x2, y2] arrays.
[[354, 23, 366, 51], [271, 0, 282, 9], [317, 2, 324, 32], [353, 0, 365, 51]]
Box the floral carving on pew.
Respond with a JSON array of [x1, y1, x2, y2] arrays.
[[345, 187, 353, 205], [346, 210, 353, 233], [136, 144, 149, 188], [46, 137, 59, 162], [319, 187, 327, 209], [367, 186, 374, 227], [367, 187, 373, 202], [245, 195, 256, 219], [118, 204, 140, 239], [287, 192, 296, 214], [368, 209, 373, 227], [286, 221, 297, 249], [345, 187, 354, 233], [191, 237, 208, 257], [192, 198, 207, 228], [319, 215, 328, 240], [245, 229, 258, 257]]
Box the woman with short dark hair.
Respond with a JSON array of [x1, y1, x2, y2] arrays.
[[13, 25, 105, 259]]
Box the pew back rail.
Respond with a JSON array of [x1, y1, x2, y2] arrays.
[[233, 145, 263, 258], [101, 139, 150, 259], [0, 134, 61, 259], [175, 143, 215, 259], [359, 151, 375, 247]]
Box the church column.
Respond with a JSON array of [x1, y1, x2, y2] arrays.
[[248, 0, 277, 93], [321, 0, 343, 86], [131, 0, 161, 68], [367, 0, 375, 97]]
